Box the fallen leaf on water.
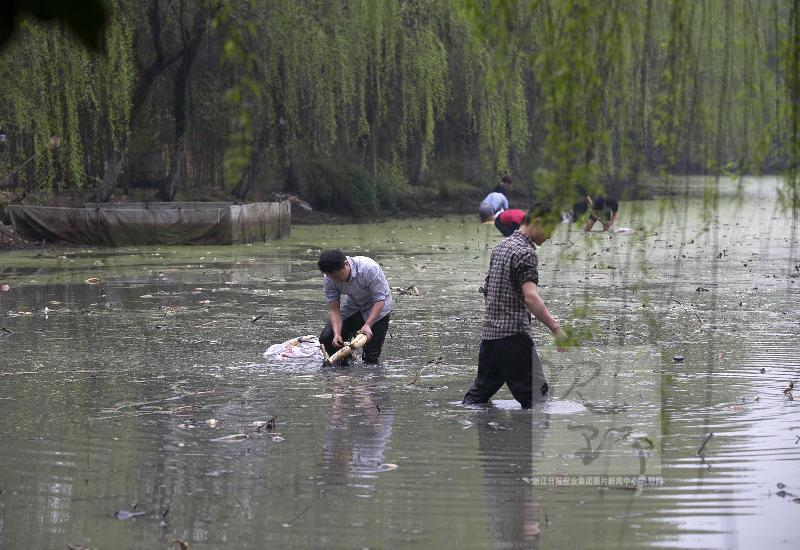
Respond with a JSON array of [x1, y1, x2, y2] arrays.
[[381, 463, 398, 471], [171, 539, 190, 550], [84, 278, 100, 285], [526, 521, 541, 537], [113, 509, 146, 520], [204, 470, 232, 478], [210, 433, 248, 442]]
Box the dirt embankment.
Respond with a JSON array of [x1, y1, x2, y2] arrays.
[[0, 222, 37, 251]]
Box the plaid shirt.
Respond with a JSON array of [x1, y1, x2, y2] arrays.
[[481, 230, 539, 339]]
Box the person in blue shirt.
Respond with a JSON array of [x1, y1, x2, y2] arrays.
[[317, 250, 393, 363], [479, 176, 512, 222]]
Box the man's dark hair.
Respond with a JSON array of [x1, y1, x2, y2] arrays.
[[318, 249, 347, 273], [501, 175, 512, 185], [523, 201, 553, 226]]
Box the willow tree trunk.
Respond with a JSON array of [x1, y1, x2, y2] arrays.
[[94, 0, 181, 203], [160, 9, 209, 201], [231, 124, 270, 201]]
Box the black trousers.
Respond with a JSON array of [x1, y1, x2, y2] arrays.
[[463, 334, 549, 409], [320, 312, 390, 363]]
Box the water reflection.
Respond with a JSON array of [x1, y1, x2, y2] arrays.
[[476, 408, 548, 549], [1, 177, 799, 548], [319, 379, 394, 490]]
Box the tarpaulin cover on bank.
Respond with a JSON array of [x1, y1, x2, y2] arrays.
[[8, 201, 291, 245]]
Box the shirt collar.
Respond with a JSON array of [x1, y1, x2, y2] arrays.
[[346, 256, 357, 281], [513, 229, 537, 249]]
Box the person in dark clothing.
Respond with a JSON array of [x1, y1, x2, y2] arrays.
[[494, 209, 526, 237], [583, 195, 619, 232], [464, 203, 565, 409], [493, 175, 513, 195], [317, 250, 393, 363]]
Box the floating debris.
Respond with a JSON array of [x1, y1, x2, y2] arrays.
[[84, 277, 101, 285], [393, 285, 421, 296], [0, 284, 9, 292], [695, 286, 710, 292], [210, 433, 248, 443], [205, 419, 218, 428], [178, 419, 197, 430], [171, 539, 190, 550], [697, 432, 714, 456], [113, 508, 146, 520], [760, 368, 766, 374], [204, 470, 232, 477], [252, 417, 276, 431], [673, 355, 685, 363]]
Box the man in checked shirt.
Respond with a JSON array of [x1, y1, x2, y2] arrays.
[[463, 202, 566, 409]]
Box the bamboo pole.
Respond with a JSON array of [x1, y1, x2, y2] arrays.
[[327, 333, 369, 364]]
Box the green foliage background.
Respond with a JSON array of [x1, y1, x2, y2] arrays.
[[0, 0, 798, 213]]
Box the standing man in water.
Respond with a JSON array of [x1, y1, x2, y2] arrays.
[[463, 202, 565, 409], [317, 250, 393, 364]]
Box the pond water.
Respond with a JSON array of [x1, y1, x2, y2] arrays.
[[0, 177, 798, 549]]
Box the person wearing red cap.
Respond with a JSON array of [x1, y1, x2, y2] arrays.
[[494, 208, 526, 237]]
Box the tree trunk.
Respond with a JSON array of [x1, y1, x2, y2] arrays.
[[160, 9, 210, 201], [232, 125, 270, 201], [96, 0, 181, 202], [93, 148, 126, 202]]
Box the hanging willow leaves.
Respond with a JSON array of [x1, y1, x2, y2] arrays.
[[0, 0, 796, 214]]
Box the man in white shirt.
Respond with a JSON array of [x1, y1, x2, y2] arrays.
[[318, 249, 393, 363]]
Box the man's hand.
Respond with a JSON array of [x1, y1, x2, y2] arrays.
[[360, 323, 373, 340], [553, 327, 569, 352], [332, 333, 344, 348]]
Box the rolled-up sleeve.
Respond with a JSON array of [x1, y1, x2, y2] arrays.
[[323, 276, 340, 303], [364, 264, 391, 302], [513, 249, 538, 291]]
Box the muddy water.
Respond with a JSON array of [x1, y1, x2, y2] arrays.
[[0, 176, 798, 549]]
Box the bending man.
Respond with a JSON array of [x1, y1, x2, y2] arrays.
[[318, 250, 393, 364]]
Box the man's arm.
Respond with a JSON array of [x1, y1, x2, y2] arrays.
[[359, 299, 385, 340], [328, 301, 344, 347], [603, 211, 618, 231], [522, 281, 565, 343]]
